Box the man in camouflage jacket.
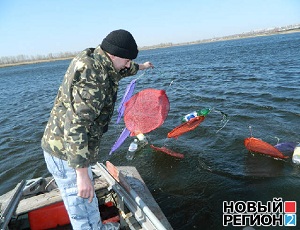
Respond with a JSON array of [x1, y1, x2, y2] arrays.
[[42, 29, 153, 230]]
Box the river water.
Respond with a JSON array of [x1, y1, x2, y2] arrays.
[[0, 32, 299, 229]]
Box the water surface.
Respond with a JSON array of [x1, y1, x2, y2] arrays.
[[0, 33, 299, 229]]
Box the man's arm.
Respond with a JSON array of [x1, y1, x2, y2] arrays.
[[139, 61, 154, 70], [76, 167, 94, 203]]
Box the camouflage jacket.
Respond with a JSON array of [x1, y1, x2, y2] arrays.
[[41, 46, 139, 168]]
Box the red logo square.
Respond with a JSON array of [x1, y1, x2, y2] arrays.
[[285, 201, 296, 213]]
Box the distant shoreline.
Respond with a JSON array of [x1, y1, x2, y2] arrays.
[[0, 57, 73, 68], [139, 28, 300, 50], [1, 28, 299, 68]]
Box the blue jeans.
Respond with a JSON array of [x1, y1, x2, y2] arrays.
[[43, 151, 102, 230]]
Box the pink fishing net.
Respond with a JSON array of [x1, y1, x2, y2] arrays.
[[124, 89, 170, 136]]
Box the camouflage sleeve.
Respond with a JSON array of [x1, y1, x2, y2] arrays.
[[119, 62, 139, 77], [64, 61, 105, 168]]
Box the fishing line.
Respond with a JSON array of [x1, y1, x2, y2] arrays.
[[154, 70, 230, 138], [156, 70, 204, 101], [247, 126, 282, 144], [266, 136, 284, 145], [135, 69, 147, 80], [248, 125, 253, 137], [274, 136, 281, 145], [211, 108, 229, 133], [153, 70, 203, 127]]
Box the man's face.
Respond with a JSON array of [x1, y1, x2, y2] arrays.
[[111, 56, 131, 71]]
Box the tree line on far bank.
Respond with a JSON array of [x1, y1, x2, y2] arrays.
[[0, 51, 79, 66]]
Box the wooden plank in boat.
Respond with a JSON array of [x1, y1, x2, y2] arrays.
[[15, 177, 109, 215]]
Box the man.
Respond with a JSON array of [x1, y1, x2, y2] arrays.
[[41, 29, 153, 229]]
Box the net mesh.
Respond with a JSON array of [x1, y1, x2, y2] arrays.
[[116, 79, 136, 123], [167, 116, 205, 139], [124, 89, 169, 136], [244, 137, 288, 159]]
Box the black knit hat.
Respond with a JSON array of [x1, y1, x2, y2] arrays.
[[101, 29, 138, 60]]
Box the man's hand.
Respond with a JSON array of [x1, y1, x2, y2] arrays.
[[139, 61, 154, 70], [76, 167, 94, 203]]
